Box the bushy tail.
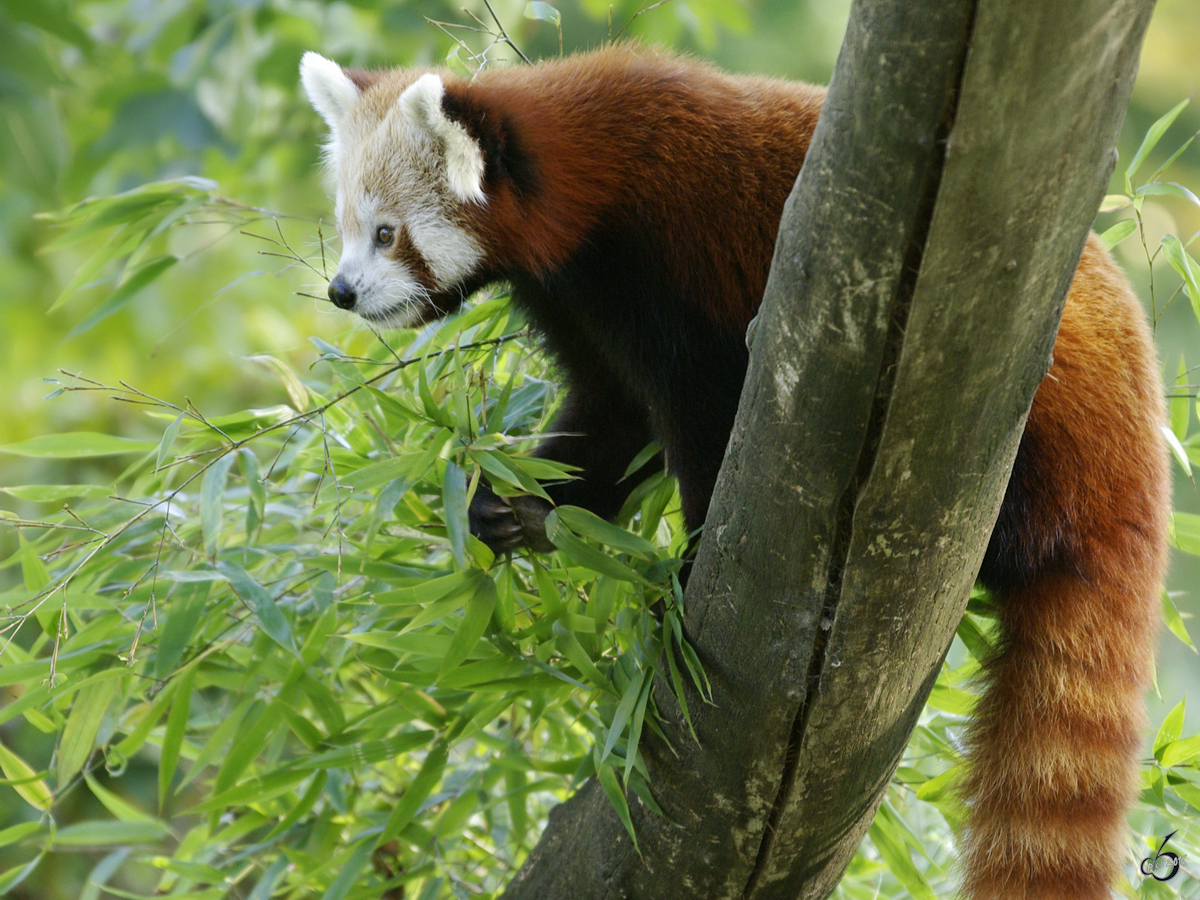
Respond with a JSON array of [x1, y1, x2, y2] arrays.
[[962, 236, 1170, 900], [963, 566, 1162, 899]]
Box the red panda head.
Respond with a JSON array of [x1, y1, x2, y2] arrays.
[[300, 52, 488, 328]]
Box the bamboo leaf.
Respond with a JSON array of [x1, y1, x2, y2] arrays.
[[380, 740, 448, 844], [545, 511, 648, 583], [1160, 734, 1200, 768], [597, 762, 637, 849], [212, 701, 282, 796], [375, 570, 480, 607], [51, 820, 168, 847], [1164, 426, 1193, 478], [1154, 698, 1185, 760], [0, 821, 41, 849], [0, 484, 109, 502], [155, 581, 210, 678], [246, 355, 310, 412], [1172, 355, 1190, 442], [112, 678, 180, 759], [47, 222, 145, 312], [443, 460, 469, 569], [622, 441, 661, 478], [664, 630, 696, 741], [180, 699, 252, 792], [1125, 98, 1189, 193], [294, 731, 434, 770], [0, 432, 156, 458], [0, 742, 52, 811], [1136, 180, 1200, 210], [156, 412, 184, 470], [158, 665, 194, 808], [955, 614, 995, 665], [200, 453, 236, 555], [553, 622, 610, 689], [601, 670, 644, 764], [58, 676, 120, 786], [472, 449, 550, 500], [524, 1, 561, 24], [1162, 233, 1200, 321], [240, 448, 266, 538], [16, 532, 49, 594], [320, 840, 374, 900], [264, 770, 328, 839], [1097, 218, 1137, 250], [439, 576, 497, 679], [625, 674, 654, 784], [554, 506, 659, 560], [914, 765, 962, 802], [85, 774, 160, 825], [1171, 511, 1200, 556], [218, 561, 297, 656], [0, 853, 44, 894], [1162, 591, 1197, 653], [868, 812, 937, 900], [1098, 194, 1131, 213], [418, 362, 448, 426], [397, 571, 485, 634], [67, 255, 179, 338], [190, 767, 310, 813]]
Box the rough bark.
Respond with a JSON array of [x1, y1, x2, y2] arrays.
[[502, 0, 1155, 897]]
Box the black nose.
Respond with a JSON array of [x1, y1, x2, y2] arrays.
[[327, 275, 356, 310]]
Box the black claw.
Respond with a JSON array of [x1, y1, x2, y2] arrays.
[[469, 483, 554, 553]]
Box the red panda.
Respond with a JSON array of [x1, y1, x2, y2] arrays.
[[300, 45, 1170, 900]]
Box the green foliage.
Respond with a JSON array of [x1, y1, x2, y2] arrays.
[[0, 255, 704, 895]]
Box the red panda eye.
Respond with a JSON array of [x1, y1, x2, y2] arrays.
[[375, 226, 395, 247]]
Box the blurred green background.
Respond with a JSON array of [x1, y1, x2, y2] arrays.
[[1, 0, 1199, 851]]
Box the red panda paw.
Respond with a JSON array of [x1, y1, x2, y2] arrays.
[[468, 482, 555, 554]]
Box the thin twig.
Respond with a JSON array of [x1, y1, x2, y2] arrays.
[[614, 0, 675, 41], [481, 0, 531, 63]]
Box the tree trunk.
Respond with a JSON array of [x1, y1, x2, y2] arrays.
[[502, 0, 1154, 897]]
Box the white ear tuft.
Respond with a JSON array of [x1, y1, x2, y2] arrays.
[[400, 73, 486, 204], [300, 52, 360, 134]]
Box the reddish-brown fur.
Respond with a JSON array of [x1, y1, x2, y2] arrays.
[[968, 244, 1169, 899], [460, 54, 822, 328], [331, 47, 1169, 899]]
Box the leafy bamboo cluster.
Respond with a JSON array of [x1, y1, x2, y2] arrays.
[[1, 188, 706, 897]]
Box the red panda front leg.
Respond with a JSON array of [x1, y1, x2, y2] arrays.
[[469, 377, 659, 553], [965, 238, 1169, 900]]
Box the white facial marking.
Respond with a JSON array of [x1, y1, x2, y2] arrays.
[[407, 206, 483, 286]]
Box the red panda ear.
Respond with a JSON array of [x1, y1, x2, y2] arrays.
[[300, 52, 360, 136], [399, 73, 486, 204]]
